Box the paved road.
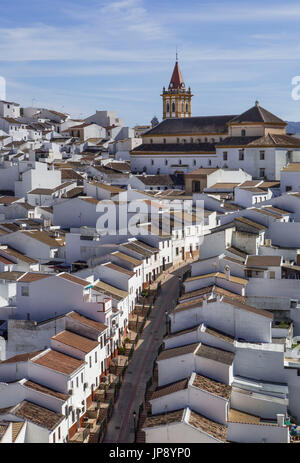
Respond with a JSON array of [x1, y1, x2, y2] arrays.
[[103, 270, 183, 443]]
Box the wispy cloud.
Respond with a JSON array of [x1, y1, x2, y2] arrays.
[[166, 2, 300, 23]]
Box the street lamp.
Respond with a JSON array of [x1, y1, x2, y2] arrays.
[[133, 411, 137, 431]]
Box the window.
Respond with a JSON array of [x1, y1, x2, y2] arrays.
[[150, 139, 153, 144], [166, 103, 170, 113], [260, 150, 265, 160], [81, 373, 84, 383], [53, 433, 56, 443], [208, 160, 212, 166], [95, 351, 97, 363], [101, 361, 104, 374], [192, 180, 200, 193], [181, 102, 184, 112], [239, 149, 244, 161], [179, 160, 182, 165], [165, 159, 168, 166], [100, 337, 103, 349], [21, 286, 29, 297], [186, 103, 189, 112], [89, 356, 92, 368], [193, 160, 196, 166], [223, 152, 228, 161], [241, 129, 246, 136], [76, 376, 79, 388], [163, 138, 166, 144], [172, 102, 175, 113], [151, 160, 154, 165], [260, 168, 265, 178], [58, 427, 61, 440], [176, 247, 179, 256], [286, 186, 292, 192]]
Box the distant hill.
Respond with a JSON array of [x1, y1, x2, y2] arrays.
[[287, 122, 300, 135]]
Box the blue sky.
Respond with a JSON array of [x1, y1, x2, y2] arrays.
[[1, 0, 300, 126]]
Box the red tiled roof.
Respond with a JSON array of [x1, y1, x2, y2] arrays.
[[32, 349, 85, 375], [169, 61, 184, 89]]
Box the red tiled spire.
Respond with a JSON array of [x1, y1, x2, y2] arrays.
[[169, 60, 185, 90]]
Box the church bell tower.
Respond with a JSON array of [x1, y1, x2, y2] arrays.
[[161, 56, 193, 120]]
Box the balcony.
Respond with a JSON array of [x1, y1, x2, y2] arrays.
[[70, 426, 90, 443]]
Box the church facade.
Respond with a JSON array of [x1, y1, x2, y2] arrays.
[[131, 60, 300, 180]]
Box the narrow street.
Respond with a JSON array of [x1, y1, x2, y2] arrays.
[[103, 266, 187, 443]]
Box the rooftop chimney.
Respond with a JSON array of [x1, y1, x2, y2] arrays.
[[276, 414, 285, 427]]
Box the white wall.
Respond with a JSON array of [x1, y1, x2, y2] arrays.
[[227, 421, 289, 443]]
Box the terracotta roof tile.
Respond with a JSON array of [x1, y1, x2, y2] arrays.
[[143, 409, 184, 428], [157, 343, 199, 361], [66, 312, 107, 333], [32, 349, 85, 375], [52, 330, 98, 353], [57, 272, 89, 286], [23, 380, 69, 401], [192, 374, 232, 399], [13, 400, 64, 431], [0, 350, 43, 364], [18, 273, 51, 283], [151, 378, 189, 400], [196, 344, 235, 365], [188, 410, 227, 442]]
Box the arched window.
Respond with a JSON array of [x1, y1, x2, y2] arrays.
[[186, 103, 189, 112], [166, 102, 170, 113], [241, 129, 246, 136], [172, 102, 175, 113], [181, 102, 184, 113]]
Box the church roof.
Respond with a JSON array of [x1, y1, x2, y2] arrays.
[[230, 103, 286, 125], [217, 134, 300, 148], [169, 61, 185, 89], [131, 142, 216, 154], [143, 115, 236, 136]]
